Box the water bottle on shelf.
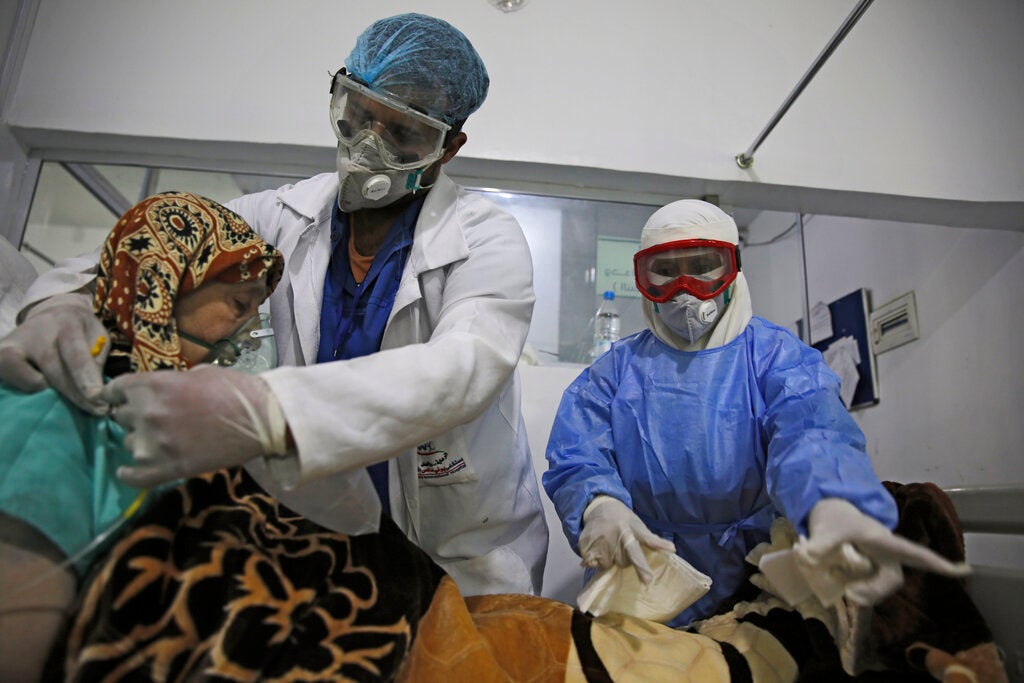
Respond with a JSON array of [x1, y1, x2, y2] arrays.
[[592, 290, 620, 361]]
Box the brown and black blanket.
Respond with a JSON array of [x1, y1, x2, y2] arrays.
[[47, 473, 1006, 682]]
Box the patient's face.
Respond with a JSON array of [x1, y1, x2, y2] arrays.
[[174, 275, 269, 366]]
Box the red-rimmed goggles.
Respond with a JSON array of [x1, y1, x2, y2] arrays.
[[634, 239, 741, 302]]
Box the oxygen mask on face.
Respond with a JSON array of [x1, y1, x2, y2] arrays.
[[194, 313, 278, 374]]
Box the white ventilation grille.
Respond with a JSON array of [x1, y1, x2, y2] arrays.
[[869, 291, 919, 354]]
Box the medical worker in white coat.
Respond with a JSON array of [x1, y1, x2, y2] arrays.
[[0, 13, 548, 596]]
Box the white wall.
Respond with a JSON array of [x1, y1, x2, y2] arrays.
[[801, 216, 1024, 487], [5, 0, 1023, 206], [729, 205, 1024, 489]]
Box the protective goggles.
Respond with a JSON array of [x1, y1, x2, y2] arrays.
[[329, 70, 451, 171], [634, 239, 741, 302]]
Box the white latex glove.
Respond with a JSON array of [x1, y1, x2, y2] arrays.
[[795, 498, 971, 606], [0, 291, 110, 413], [578, 495, 676, 584], [103, 365, 289, 487]]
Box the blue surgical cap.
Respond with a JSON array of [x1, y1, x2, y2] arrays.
[[345, 13, 489, 126]]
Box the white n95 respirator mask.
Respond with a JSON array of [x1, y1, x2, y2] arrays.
[[654, 292, 726, 345], [336, 140, 431, 213]]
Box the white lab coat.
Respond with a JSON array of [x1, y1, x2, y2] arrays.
[[20, 172, 549, 596]]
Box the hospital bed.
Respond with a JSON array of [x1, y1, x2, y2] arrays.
[[34, 360, 1020, 680], [946, 486, 1024, 682], [520, 363, 1023, 681]]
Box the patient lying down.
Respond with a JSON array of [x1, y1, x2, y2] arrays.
[[398, 483, 1007, 682], [42, 470, 1007, 681]]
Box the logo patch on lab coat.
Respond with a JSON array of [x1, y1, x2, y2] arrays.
[[416, 440, 477, 484]]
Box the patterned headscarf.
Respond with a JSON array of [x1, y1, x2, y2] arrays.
[[93, 191, 284, 372]]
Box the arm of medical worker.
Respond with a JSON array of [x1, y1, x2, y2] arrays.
[[794, 497, 970, 606], [542, 356, 632, 551], [543, 360, 673, 580], [0, 247, 109, 413], [241, 200, 536, 485], [756, 328, 897, 534], [756, 329, 967, 604]]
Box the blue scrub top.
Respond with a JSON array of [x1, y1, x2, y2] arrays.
[[317, 199, 423, 513]]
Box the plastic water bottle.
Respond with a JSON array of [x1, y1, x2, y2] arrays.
[[592, 290, 620, 360]]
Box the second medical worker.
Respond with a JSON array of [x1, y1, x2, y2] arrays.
[[544, 199, 963, 626]]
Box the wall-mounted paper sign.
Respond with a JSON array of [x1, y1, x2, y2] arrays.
[[596, 237, 641, 299]]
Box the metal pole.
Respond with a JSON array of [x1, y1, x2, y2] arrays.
[[1, 156, 41, 248], [139, 167, 160, 202], [735, 0, 874, 169], [798, 212, 812, 345], [60, 162, 133, 219]]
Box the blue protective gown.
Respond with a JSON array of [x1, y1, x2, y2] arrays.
[[543, 317, 897, 626]]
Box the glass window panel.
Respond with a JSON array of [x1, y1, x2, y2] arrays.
[[20, 162, 300, 276], [144, 168, 246, 205], [20, 162, 118, 274], [740, 210, 807, 338], [468, 190, 806, 363], [17, 159, 807, 366], [468, 190, 658, 363], [94, 164, 149, 204]]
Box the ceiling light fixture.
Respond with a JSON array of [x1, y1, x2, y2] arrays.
[[489, 0, 528, 12]]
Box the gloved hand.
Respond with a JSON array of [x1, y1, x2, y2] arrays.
[[103, 365, 290, 487], [577, 545, 711, 622], [578, 495, 676, 584], [0, 291, 109, 414], [795, 497, 971, 606]]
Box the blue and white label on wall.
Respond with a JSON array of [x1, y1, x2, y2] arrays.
[[596, 237, 641, 299]]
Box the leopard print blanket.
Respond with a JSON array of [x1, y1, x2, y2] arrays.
[[50, 468, 444, 682], [48, 477, 1006, 682]]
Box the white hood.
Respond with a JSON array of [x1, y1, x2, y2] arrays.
[[639, 200, 753, 350]]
